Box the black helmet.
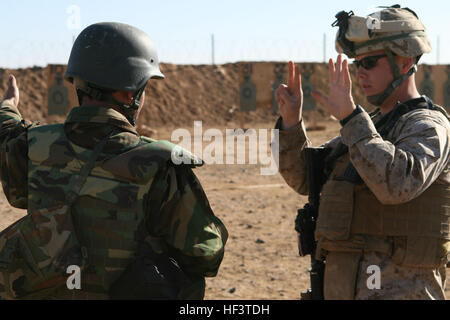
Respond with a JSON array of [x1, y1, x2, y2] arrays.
[[65, 22, 164, 125], [65, 22, 164, 90]]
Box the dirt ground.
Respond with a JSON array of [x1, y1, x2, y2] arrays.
[[1, 118, 447, 300]]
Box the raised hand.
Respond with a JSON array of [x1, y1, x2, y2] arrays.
[[2, 75, 20, 108], [311, 54, 356, 121], [276, 61, 303, 129]]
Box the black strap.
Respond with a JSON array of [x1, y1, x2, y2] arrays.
[[376, 95, 439, 138]]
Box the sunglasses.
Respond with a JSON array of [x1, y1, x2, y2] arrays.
[[353, 54, 387, 70]]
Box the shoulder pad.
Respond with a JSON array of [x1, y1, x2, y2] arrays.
[[140, 138, 203, 168], [101, 139, 203, 183], [28, 124, 66, 162], [431, 104, 450, 122], [28, 123, 64, 136]]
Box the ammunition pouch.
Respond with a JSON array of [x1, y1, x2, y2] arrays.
[[391, 237, 450, 269], [323, 251, 362, 300]]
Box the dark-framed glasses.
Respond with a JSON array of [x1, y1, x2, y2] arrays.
[[353, 54, 387, 70]]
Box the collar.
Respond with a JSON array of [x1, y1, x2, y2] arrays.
[[370, 96, 429, 122], [397, 96, 428, 108], [65, 106, 138, 135]]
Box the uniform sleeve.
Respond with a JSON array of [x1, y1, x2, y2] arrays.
[[340, 109, 450, 204], [0, 100, 29, 208], [276, 117, 311, 195], [146, 164, 228, 278], [276, 117, 341, 195]]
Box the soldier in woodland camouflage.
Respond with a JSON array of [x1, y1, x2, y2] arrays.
[[275, 5, 450, 299], [0, 22, 228, 299]]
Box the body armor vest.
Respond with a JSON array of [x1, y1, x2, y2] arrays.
[[316, 148, 450, 269], [27, 124, 181, 299], [316, 153, 450, 239]]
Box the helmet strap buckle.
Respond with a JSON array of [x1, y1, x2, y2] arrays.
[[83, 85, 104, 101]]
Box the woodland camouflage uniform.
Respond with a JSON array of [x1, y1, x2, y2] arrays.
[[0, 22, 228, 299], [0, 99, 228, 299]]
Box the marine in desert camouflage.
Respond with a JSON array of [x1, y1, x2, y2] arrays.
[[0, 22, 228, 299], [275, 5, 450, 300]]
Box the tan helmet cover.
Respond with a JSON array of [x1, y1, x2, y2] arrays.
[[335, 7, 432, 58]]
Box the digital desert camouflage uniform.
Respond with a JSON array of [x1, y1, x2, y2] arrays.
[[0, 98, 228, 299], [276, 96, 450, 300]]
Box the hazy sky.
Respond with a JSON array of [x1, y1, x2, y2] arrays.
[[0, 0, 448, 68]]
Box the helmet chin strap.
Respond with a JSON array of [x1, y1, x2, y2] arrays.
[[78, 83, 147, 126], [113, 85, 146, 127], [366, 50, 417, 106]]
